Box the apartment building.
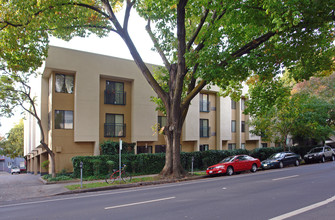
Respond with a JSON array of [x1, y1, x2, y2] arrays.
[[24, 46, 270, 174]]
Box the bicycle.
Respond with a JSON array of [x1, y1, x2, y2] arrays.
[[105, 164, 132, 184]]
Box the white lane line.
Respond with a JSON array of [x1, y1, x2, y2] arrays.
[[104, 196, 176, 210], [269, 195, 335, 220], [272, 175, 299, 181]]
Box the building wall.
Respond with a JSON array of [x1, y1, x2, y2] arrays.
[[24, 46, 269, 175]]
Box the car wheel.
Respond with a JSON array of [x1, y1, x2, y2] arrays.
[[331, 155, 335, 161], [226, 166, 234, 176], [295, 160, 300, 166], [279, 162, 284, 168], [321, 156, 325, 163], [251, 164, 257, 173]]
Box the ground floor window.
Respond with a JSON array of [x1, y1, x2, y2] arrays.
[[261, 143, 268, 148], [137, 145, 153, 154], [155, 145, 166, 153], [228, 143, 236, 150], [200, 144, 209, 151], [241, 143, 245, 149]]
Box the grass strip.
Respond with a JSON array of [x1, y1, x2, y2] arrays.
[[65, 176, 159, 190]]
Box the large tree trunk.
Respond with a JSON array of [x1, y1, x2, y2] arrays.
[[160, 114, 186, 179]]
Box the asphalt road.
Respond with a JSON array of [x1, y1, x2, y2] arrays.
[[1, 162, 335, 220]]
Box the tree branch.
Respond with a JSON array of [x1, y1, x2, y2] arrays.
[[123, 0, 135, 31], [146, 19, 171, 70], [186, 8, 209, 51]]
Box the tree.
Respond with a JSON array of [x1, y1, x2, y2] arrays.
[[247, 74, 335, 148], [0, 70, 56, 177], [246, 77, 295, 150], [1, 0, 335, 178], [0, 119, 24, 158]]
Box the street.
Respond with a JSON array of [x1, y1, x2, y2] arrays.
[[1, 162, 335, 219]]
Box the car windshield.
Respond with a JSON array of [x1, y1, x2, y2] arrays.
[[220, 156, 236, 163], [269, 153, 284, 159], [309, 148, 323, 153]]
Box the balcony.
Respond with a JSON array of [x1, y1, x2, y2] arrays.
[[104, 123, 126, 137]]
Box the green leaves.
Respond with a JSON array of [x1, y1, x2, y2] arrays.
[[0, 119, 24, 158]]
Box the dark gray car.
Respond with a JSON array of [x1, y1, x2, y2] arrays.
[[304, 146, 335, 163]]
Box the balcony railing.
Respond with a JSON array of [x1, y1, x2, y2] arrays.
[[104, 90, 126, 105], [104, 123, 126, 137]]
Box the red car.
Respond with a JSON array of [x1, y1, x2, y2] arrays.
[[206, 155, 261, 176]]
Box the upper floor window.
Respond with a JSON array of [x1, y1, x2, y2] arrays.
[[241, 121, 245, 132], [231, 120, 236, 133], [231, 100, 236, 109], [105, 81, 126, 105], [241, 98, 245, 111], [200, 119, 210, 137], [104, 114, 125, 137], [55, 74, 74, 94], [200, 94, 210, 112], [55, 110, 73, 129]]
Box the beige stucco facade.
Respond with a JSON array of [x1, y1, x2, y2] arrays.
[[24, 46, 271, 174]]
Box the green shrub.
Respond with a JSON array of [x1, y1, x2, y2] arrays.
[[100, 140, 135, 155], [72, 145, 319, 178], [41, 160, 49, 170]]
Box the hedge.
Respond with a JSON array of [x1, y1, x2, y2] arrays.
[[72, 145, 320, 178]]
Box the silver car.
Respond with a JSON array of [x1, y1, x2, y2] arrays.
[[304, 146, 335, 163], [11, 166, 21, 174]]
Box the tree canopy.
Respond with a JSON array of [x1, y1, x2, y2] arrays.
[[247, 73, 335, 147], [0, 119, 24, 158], [1, 0, 335, 177]]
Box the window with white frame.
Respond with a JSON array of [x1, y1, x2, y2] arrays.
[[55, 74, 74, 94]]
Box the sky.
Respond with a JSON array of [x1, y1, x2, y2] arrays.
[[0, 8, 162, 137]]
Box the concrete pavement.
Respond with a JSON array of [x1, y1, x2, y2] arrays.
[[0, 172, 69, 204]]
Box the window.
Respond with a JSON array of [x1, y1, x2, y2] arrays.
[[231, 100, 236, 109], [241, 143, 245, 149], [228, 143, 236, 150], [231, 120, 236, 133], [261, 143, 268, 148], [137, 145, 152, 154], [200, 94, 209, 112], [241, 98, 245, 111], [104, 114, 125, 137], [155, 145, 166, 153], [55, 110, 73, 129], [200, 144, 209, 151], [241, 121, 245, 132], [158, 116, 167, 129], [200, 119, 210, 137], [105, 81, 126, 105], [55, 74, 74, 93]]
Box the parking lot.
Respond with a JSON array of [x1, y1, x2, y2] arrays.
[[0, 172, 68, 204]]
